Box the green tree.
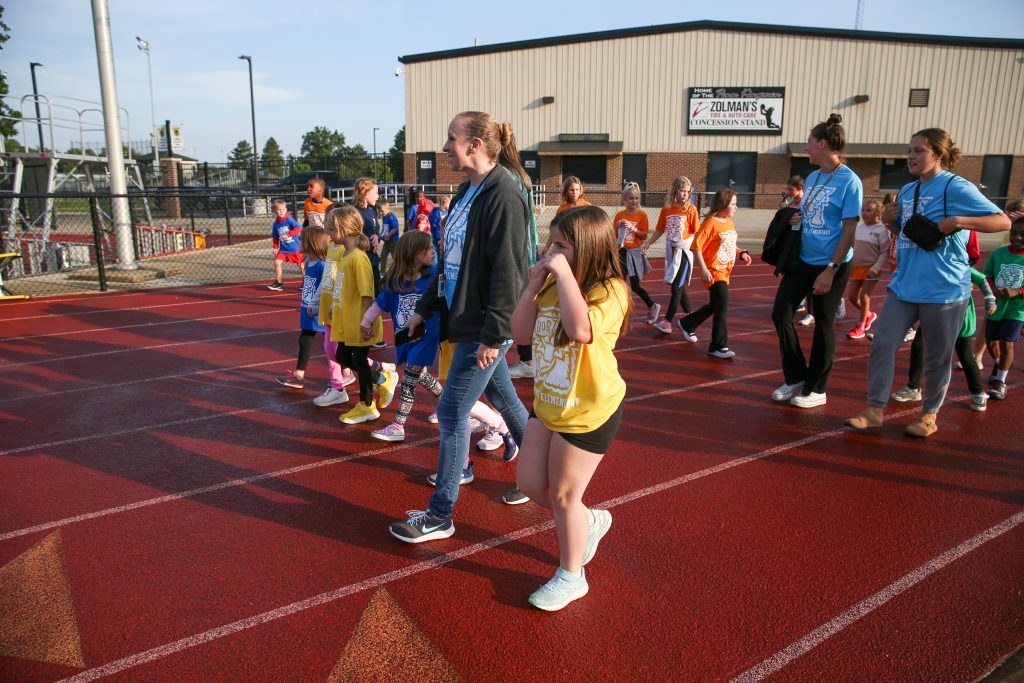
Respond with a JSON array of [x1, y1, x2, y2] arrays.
[[227, 140, 254, 169], [261, 136, 284, 178], [387, 126, 405, 183], [299, 126, 347, 160], [0, 5, 22, 141]]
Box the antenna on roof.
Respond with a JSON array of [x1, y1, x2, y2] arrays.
[[855, 0, 865, 29]]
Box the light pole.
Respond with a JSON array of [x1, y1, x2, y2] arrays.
[[238, 55, 258, 188], [29, 62, 44, 151], [372, 127, 380, 179], [135, 37, 159, 181]]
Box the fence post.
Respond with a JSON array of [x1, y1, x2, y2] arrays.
[[222, 190, 233, 245], [203, 162, 210, 189], [88, 195, 108, 292], [128, 194, 141, 259]]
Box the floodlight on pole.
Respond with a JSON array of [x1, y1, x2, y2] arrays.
[[238, 55, 258, 188], [29, 62, 44, 151], [135, 36, 160, 180]]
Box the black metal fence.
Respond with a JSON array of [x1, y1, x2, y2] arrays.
[[138, 154, 397, 191]]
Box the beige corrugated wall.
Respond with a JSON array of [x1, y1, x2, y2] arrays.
[[404, 28, 1024, 155]]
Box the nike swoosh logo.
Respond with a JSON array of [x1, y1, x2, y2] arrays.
[[421, 523, 446, 533]]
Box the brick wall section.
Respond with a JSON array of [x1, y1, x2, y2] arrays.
[[1008, 156, 1024, 201], [539, 155, 561, 189], [754, 154, 790, 209], [403, 153, 415, 184], [647, 153, 707, 195], [955, 156, 983, 187]]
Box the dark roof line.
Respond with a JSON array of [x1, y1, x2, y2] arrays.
[[398, 20, 1024, 64]]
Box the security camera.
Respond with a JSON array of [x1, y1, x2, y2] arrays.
[[394, 68, 401, 77]]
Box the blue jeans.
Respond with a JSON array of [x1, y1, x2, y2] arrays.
[[428, 340, 528, 518]]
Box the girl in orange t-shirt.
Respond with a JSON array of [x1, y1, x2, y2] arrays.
[[644, 176, 700, 334], [677, 188, 752, 359], [614, 182, 658, 323], [555, 175, 592, 216]]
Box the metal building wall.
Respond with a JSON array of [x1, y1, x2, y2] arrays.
[[404, 28, 1024, 155]]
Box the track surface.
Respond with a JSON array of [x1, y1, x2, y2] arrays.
[[1, 263, 1021, 682]]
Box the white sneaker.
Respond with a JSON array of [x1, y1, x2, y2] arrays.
[[371, 422, 405, 442], [903, 327, 917, 343], [646, 303, 661, 324], [836, 299, 846, 320], [528, 569, 589, 611], [771, 381, 805, 402], [313, 387, 349, 407], [427, 411, 439, 424], [476, 428, 503, 451], [652, 319, 673, 335], [790, 392, 827, 408], [708, 348, 736, 359], [798, 314, 815, 326], [970, 393, 988, 412], [507, 360, 535, 379], [890, 386, 922, 402], [676, 319, 698, 342]]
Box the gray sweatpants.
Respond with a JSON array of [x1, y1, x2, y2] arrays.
[[867, 296, 969, 414]]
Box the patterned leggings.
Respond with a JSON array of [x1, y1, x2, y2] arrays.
[[395, 364, 443, 425]]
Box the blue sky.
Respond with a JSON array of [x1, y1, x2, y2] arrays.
[[4, 0, 1023, 162]]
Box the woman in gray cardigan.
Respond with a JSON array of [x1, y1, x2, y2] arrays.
[[390, 111, 532, 543]]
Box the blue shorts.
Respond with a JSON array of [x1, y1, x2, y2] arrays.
[[985, 318, 1024, 343]]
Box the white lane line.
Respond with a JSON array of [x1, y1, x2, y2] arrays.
[[0, 289, 289, 324], [53, 399, 937, 683], [0, 350, 871, 541], [730, 509, 1024, 683], [1, 308, 289, 343], [0, 436, 440, 543], [0, 329, 289, 370], [0, 355, 323, 406]]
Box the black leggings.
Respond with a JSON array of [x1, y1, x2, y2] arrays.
[[908, 331, 984, 395], [335, 343, 384, 405], [517, 344, 533, 363], [296, 329, 317, 371], [619, 249, 654, 308], [679, 280, 729, 351], [664, 256, 692, 321]]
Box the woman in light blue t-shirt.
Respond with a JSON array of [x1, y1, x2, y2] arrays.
[[846, 128, 1009, 437], [770, 114, 863, 409]]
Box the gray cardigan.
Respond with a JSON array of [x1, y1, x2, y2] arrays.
[[414, 164, 531, 347]]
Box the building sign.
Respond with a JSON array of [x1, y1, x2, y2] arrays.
[[687, 87, 785, 135], [524, 159, 537, 169], [419, 159, 433, 169]]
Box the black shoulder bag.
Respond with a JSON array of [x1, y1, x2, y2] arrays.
[[901, 175, 956, 251]]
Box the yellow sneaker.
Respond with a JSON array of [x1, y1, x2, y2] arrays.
[[340, 401, 380, 424], [375, 369, 399, 409]]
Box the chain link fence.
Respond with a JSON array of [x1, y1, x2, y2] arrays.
[[0, 186, 1012, 299]]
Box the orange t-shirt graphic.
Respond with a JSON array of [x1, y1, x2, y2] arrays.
[[303, 197, 334, 228], [691, 216, 738, 287], [613, 210, 648, 250], [656, 204, 700, 246]]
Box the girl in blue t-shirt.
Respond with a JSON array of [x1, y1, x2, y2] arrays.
[[275, 227, 331, 390], [770, 114, 863, 409], [359, 231, 446, 442], [846, 128, 1009, 437]]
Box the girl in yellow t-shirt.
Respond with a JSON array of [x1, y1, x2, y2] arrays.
[[512, 205, 631, 612], [643, 175, 701, 334], [677, 188, 752, 359], [323, 206, 398, 425], [311, 222, 355, 407], [614, 182, 658, 324]]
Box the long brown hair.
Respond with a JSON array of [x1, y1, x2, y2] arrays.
[[383, 231, 433, 294], [352, 177, 378, 209], [705, 188, 737, 218], [325, 205, 369, 251], [912, 128, 962, 171], [456, 111, 530, 186], [538, 205, 631, 346], [300, 226, 330, 261], [561, 175, 583, 203]]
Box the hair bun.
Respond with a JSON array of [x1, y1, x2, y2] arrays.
[[499, 122, 513, 147], [827, 113, 843, 126]]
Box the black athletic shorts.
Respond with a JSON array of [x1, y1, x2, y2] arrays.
[[530, 401, 624, 455]]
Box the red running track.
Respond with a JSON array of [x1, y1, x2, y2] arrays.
[[0, 263, 1021, 682]]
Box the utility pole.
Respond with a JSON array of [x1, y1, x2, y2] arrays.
[[136, 37, 160, 181], [239, 55, 258, 188]]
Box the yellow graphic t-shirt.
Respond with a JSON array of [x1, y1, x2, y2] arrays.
[[532, 277, 629, 434], [330, 248, 382, 346], [318, 243, 344, 327]]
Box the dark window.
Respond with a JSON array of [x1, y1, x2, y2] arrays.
[[879, 158, 914, 190], [561, 155, 607, 185], [788, 158, 818, 184], [908, 89, 930, 107]]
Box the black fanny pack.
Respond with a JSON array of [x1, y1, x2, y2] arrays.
[[902, 176, 955, 251]]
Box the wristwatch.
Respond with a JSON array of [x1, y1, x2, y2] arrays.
[[827, 261, 840, 271]]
